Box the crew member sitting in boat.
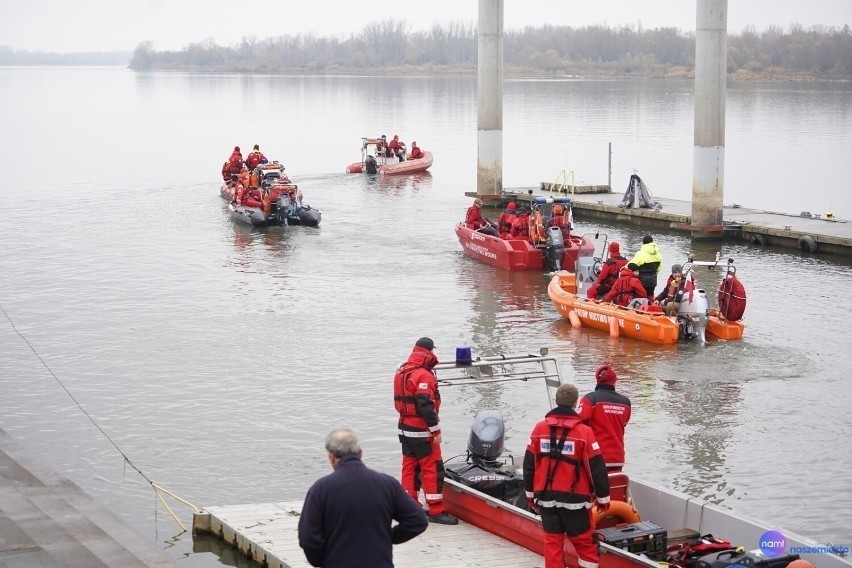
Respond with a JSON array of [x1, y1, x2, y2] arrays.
[[497, 202, 517, 238], [587, 241, 629, 300], [602, 263, 648, 307], [223, 146, 244, 180], [548, 204, 571, 236], [654, 263, 684, 316], [509, 207, 531, 239], [408, 141, 423, 160], [388, 135, 406, 162], [243, 187, 263, 209], [466, 198, 498, 236], [245, 144, 267, 170]]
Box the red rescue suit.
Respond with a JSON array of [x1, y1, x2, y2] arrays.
[[577, 385, 632, 470], [603, 268, 647, 306], [465, 205, 487, 230], [524, 408, 610, 568], [497, 211, 516, 238], [394, 346, 446, 516], [408, 145, 423, 160], [509, 212, 530, 238], [587, 256, 628, 299]]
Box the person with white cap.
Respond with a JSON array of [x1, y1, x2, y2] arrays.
[[393, 337, 458, 525], [577, 365, 632, 472]]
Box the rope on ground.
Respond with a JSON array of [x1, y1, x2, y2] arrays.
[[0, 303, 199, 532]]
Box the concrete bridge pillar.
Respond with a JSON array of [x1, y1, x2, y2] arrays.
[[476, 0, 503, 198], [691, 0, 728, 239]]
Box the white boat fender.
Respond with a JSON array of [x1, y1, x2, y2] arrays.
[[798, 235, 818, 253]]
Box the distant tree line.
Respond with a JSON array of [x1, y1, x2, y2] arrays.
[[5, 21, 850, 80], [127, 21, 851, 79], [0, 46, 129, 66]]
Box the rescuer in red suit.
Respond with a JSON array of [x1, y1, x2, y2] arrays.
[[509, 207, 531, 238], [577, 364, 632, 472], [226, 146, 244, 176], [394, 337, 458, 526], [497, 201, 517, 238], [466, 199, 498, 236], [524, 383, 610, 568], [587, 241, 629, 299], [408, 141, 423, 160], [603, 263, 648, 306], [245, 144, 266, 170]]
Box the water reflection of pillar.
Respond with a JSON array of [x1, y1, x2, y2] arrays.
[[661, 378, 742, 503], [683, 239, 728, 309]]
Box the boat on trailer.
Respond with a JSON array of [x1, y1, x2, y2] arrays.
[[547, 233, 746, 343], [345, 136, 433, 175], [437, 352, 849, 568]]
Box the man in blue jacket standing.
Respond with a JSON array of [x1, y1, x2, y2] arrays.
[[298, 428, 428, 567]]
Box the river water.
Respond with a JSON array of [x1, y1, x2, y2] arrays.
[[0, 68, 850, 565]]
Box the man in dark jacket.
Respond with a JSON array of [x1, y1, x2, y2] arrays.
[[298, 428, 428, 568], [524, 383, 611, 568], [578, 364, 632, 472]]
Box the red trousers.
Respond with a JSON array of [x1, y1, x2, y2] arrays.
[[541, 508, 599, 568], [400, 436, 444, 516]]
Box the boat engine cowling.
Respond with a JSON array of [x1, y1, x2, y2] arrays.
[[468, 410, 505, 463], [365, 155, 378, 174], [678, 288, 709, 342], [544, 226, 565, 272], [445, 410, 526, 507]]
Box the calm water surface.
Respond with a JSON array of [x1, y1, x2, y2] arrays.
[[1, 68, 850, 565]]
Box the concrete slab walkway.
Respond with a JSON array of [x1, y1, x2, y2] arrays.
[[0, 428, 177, 568]]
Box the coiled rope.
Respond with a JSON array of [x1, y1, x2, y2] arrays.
[[0, 304, 199, 531]]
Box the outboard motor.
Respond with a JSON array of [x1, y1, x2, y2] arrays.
[[365, 155, 378, 174], [276, 195, 291, 225], [544, 226, 565, 272], [677, 288, 709, 342], [575, 255, 599, 297], [444, 410, 525, 506]]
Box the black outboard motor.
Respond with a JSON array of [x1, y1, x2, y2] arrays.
[[544, 226, 565, 272], [365, 155, 378, 174], [444, 410, 525, 506]]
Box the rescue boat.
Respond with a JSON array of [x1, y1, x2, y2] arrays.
[[220, 162, 321, 228], [455, 197, 595, 272], [436, 351, 849, 568], [345, 136, 433, 175], [547, 234, 745, 343]]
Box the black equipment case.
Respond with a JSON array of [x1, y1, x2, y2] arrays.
[[594, 521, 668, 560]]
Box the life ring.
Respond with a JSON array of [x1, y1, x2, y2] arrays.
[[751, 233, 768, 246], [594, 500, 640, 526], [798, 235, 818, 253], [528, 211, 547, 244]]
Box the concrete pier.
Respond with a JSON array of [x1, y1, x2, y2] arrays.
[[692, 0, 728, 238], [505, 185, 852, 258], [0, 428, 177, 568], [476, 0, 503, 198]]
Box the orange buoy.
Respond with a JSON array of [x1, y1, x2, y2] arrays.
[[787, 561, 816, 568], [568, 310, 582, 328], [594, 500, 640, 526], [609, 316, 620, 338]]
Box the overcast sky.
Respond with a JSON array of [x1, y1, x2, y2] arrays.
[[2, 0, 850, 53]]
